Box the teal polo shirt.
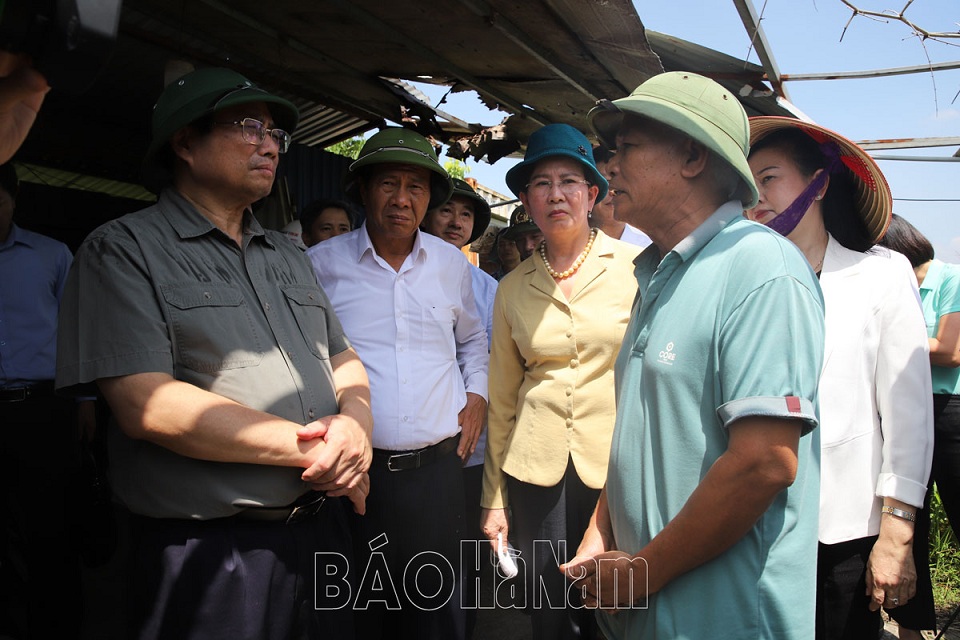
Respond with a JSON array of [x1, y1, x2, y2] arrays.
[[920, 259, 960, 395], [601, 202, 824, 640]]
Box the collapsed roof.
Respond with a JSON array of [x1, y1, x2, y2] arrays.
[[17, 0, 800, 187]]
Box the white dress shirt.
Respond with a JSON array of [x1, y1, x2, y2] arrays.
[[307, 225, 489, 451]]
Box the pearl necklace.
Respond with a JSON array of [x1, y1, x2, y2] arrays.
[[539, 229, 598, 280]]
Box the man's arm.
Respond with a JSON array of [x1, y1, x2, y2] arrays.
[[0, 53, 48, 164], [562, 416, 802, 609], [296, 347, 373, 513], [98, 372, 333, 467]]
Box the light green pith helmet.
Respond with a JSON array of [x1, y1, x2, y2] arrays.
[[343, 127, 454, 210], [588, 71, 759, 208]]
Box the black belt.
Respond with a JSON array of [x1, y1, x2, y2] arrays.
[[232, 491, 327, 525], [0, 381, 55, 403], [372, 434, 460, 472]]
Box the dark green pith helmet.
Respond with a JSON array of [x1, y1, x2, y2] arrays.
[[142, 67, 298, 193], [343, 128, 453, 210]]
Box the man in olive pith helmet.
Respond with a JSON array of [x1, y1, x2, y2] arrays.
[[56, 67, 372, 639], [306, 128, 489, 640], [560, 72, 825, 640]]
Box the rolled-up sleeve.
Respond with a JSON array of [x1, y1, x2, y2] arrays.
[[716, 275, 825, 435]]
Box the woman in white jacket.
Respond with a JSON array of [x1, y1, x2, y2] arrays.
[[745, 117, 933, 640]]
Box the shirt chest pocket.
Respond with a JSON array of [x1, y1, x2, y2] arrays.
[[420, 303, 456, 360], [161, 283, 264, 372], [281, 285, 330, 360]]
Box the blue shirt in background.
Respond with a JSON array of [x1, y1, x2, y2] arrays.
[[0, 224, 72, 387]]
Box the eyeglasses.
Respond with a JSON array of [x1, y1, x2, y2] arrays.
[[524, 178, 591, 197], [216, 118, 291, 153]]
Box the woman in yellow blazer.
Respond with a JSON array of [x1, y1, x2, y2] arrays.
[[481, 124, 638, 640]]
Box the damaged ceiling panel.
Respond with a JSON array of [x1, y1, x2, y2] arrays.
[[17, 0, 796, 186]]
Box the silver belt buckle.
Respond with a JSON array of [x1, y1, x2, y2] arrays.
[[387, 450, 420, 472]]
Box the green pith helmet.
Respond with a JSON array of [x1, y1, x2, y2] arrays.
[[442, 178, 492, 244], [588, 71, 758, 208], [502, 204, 539, 240], [343, 128, 453, 210], [142, 67, 299, 193]]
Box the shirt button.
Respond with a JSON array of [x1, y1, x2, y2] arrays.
[[570, 359, 579, 368], [287, 351, 294, 360], [565, 418, 573, 427], [402, 416, 409, 422], [565, 388, 572, 396], [264, 303, 271, 311], [566, 330, 572, 338], [203, 291, 211, 299], [308, 409, 316, 419]]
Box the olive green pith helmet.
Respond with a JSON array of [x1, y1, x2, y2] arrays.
[[588, 71, 759, 209], [343, 128, 454, 210]]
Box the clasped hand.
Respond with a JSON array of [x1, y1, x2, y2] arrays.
[[560, 551, 649, 613], [297, 413, 372, 514]]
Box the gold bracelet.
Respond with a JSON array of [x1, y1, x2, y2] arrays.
[[880, 506, 916, 522]]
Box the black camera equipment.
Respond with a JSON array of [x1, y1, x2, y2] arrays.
[[0, 0, 122, 95]]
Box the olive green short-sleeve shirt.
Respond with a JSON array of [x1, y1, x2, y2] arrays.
[[56, 189, 350, 519]]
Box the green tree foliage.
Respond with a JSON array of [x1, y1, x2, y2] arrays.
[[444, 159, 470, 180], [325, 137, 364, 160]]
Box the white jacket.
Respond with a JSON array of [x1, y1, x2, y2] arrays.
[[818, 234, 933, 544]]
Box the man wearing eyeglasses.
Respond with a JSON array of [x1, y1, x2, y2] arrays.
[[55, 67, 372, 640], [306, 128, 489, 640]]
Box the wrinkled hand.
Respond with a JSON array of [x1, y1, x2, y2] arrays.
[[0, 53, 48, 165], [561, 551, 648, 613], [297, 413, 372, 498], [481, 507, 509, 554], [457, 392, 487, 463], [866, 531, 916, 611], [341, 472, 370, 515]]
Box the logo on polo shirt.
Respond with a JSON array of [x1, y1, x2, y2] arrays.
[[657, 341, 676, 365]]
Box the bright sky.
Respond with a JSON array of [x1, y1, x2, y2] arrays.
[[415, 1, 960, 260]]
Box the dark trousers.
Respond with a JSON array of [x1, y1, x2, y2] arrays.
[[817, 536, 883, 640], [462, 464, 484, 640], [0, 391, 82, 639], [350, 449, 466, 640], [890, 393, 960, 631], [931, 394, 960, 532], [126, 498, 354, 640], [506, 460, 601, 640]]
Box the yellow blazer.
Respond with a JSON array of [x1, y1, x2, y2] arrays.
[[481, 231, 639, 509]]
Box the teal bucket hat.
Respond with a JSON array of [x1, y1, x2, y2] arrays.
[[588, 71, 759, 208], [344, 127, 453, 210], [142, 67, 299, 193], [505, 124, 608, 201]]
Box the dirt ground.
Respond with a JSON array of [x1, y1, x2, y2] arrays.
[[882, 606, 960, 640]]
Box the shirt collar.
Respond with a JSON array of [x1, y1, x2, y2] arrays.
[[0, 223, 31, 250], [921, 258, 943, 292], [159, 188, 270, 247], [671, 200, 744, 263], [355, 222, 427, 267]]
